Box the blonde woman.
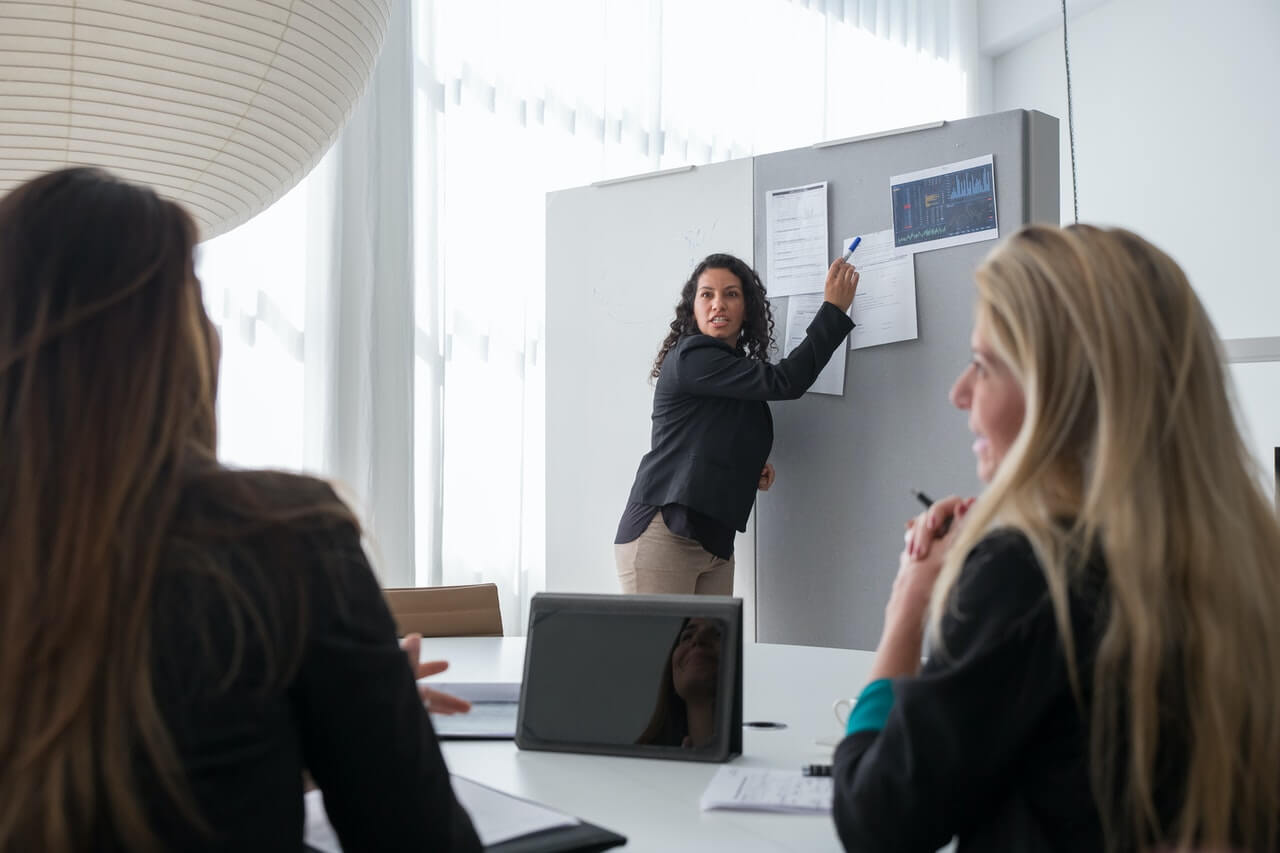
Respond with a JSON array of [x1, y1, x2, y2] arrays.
[[832, 224, 1280, 851]]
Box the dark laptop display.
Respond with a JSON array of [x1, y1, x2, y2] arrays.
[[516, 593, 743, 762]]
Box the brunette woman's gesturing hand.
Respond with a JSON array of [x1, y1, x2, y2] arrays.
[[399, 633, 472, 714], [824, 258, 859, 312], [758, 463, 776, 491]]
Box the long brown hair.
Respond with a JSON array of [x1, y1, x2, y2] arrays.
[[635, 619, 693, 747], [0, 168, 354, 850], [931, 224, 1280, 850]]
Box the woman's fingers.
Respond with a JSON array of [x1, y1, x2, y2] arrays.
[[416, 659, 449, 679], [823, 259, 858, 311], [909, 495, 975, 559], [399, 632, 422, 666], [908, 510, 930, 558], [420, 686, 472, 715], [758, 462, 776, 491], [397, 633, 473, 714]]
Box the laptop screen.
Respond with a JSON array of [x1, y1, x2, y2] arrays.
[[516, 594, 742, 762]]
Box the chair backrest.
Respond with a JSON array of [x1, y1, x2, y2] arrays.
[[383, 583, 504, 637]]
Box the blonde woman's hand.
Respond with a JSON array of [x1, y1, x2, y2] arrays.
[[823, 258, 859, 313], [399, 633, 473, 715], [903, 495, 975, 560], [758, 462, 776, 491], [870, 499, 973, 679]]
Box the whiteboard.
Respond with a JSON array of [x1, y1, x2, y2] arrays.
[[545, 160, 756, 628]]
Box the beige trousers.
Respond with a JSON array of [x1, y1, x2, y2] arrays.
[[615, 513, 735, 595]]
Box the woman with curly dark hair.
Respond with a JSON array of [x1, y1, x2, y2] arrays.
[[615, 252, 857, 595]]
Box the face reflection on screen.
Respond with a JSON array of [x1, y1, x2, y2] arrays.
[[636, 618, 723, 749], [520, 610, 728, 753]]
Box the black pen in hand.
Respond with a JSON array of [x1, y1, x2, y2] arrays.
[[910, 489, 955, 537]]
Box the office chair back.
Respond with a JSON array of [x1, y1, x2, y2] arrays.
[[384, 583, 503, 637]]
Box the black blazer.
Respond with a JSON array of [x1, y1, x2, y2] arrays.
[[626, 301, 853, 531], [833, 531, 1112, 852], [127, 477, 482, 852]]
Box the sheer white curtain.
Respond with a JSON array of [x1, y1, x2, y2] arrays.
[[412, 0, 973, 632], [198, 179, 310, 475], [199, 0, 418, 586]]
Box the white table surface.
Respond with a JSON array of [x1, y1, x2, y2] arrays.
[[422, 636, 875, 852]]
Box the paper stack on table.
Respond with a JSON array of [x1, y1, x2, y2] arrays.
[[428, 682, 519, 740], [699, 766, 833, 815]]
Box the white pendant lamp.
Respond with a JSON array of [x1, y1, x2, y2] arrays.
[[0, 0, 391, 238]]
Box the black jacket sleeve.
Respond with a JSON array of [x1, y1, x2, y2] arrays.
[[832, 532, 1072, 852], [291, 526, 482, 852], [672, 301, 853, 400]]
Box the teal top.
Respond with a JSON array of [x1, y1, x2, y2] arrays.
[[845, 678, 894, 736]]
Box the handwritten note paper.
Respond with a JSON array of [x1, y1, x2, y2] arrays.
[[785, 294, 846, 396], [844, 228, 917, 351], [700, 766, 833, 815], [766, 182, 829, 298]]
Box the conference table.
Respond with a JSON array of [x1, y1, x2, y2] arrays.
[[424, 636, 876, 852]]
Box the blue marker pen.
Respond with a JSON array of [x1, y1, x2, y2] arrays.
[[841, 236, 862, 263]]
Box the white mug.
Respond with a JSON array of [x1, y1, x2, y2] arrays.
[[832, 697, 857, 727]]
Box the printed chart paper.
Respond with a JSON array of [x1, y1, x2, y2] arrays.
[[890, 154, 998, 253]]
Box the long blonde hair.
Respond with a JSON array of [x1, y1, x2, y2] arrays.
[[930, 224, 1280, 851], [0, 168, 355, 850]]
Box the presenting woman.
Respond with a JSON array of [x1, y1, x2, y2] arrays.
[[615, 253, 857, 595]]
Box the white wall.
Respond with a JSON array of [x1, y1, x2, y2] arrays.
[[991, 0, 1280, 479], [544, 159, 759, 638]]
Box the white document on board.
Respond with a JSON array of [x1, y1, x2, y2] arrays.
[[844, 228, 918, 351], [700, 766, 833, 814], [766, 182, 829, 298], [785, 293, 845, 396]]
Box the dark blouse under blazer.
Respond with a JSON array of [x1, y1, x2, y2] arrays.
[[833, 531, 1117, 852], [129, 477, 483, 852], [626, 301, 853, 531]]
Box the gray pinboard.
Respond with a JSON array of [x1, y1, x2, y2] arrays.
[[751, 109, 1059, 649]]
